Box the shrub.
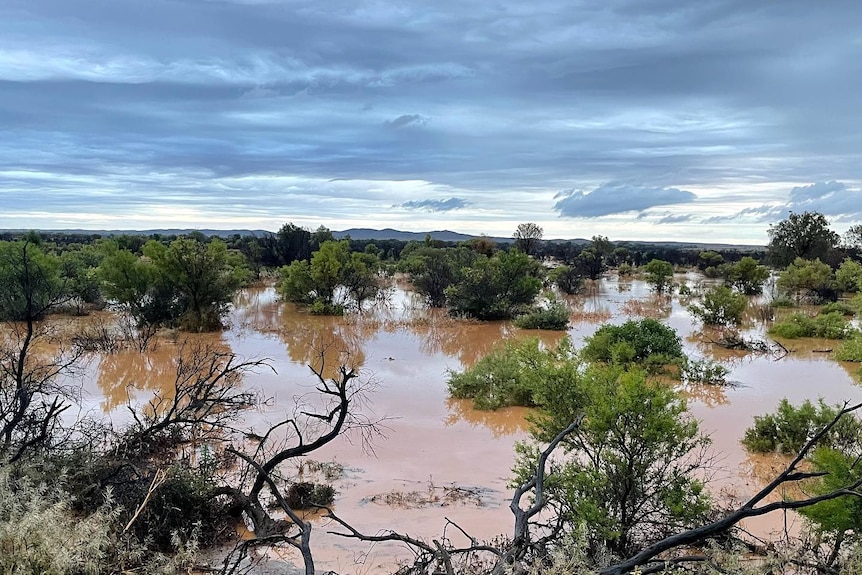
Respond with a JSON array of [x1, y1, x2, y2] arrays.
[[642, 259, 674, 294], [683, 359, 730, 385], [770, 296, 795, 308], [820, 301, 856, 316], [0, 469, 115, 575], [286, 482, 336, 509], [514, 300, 570, 330], [742, 399, 862, 454], [445, 250, 543, 320], [309, 300, 345, 316], [769, 311, 857, 340], [549, 265, 583, 295], [447, 338, 574, 410], [582, 318, 685, 372], [688, 286, 747, 327], [834, 336, 862, 362], [617, 262, 635, 276]]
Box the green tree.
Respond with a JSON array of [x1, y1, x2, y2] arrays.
[[836, 258, 862, 293], [689, 285, 747, 327], [642, 259, 674, 294], [343, 250, 382, 309], [403, 246, 476, 307], [549, 264, 583, 294], [697, 250, 724, 271], [517, 366, 711, 559], [309, 240, 350, 305], [0, 238, 66, 322], [513, 223, 543, 255], [574, 247, 605, 280], [59, 245, 104, 314], [275, 222, 312, 265], [99, 237, 248, 331], [724, 256, 770, 295], [277, 240, 380, 313], [143, 238, 249, 331], [768, 211, 840, 267], [0, 237, 76, 462], [777, 257, 837, 303], [842, 224, 862, 251], [445, 250, 542, 320]]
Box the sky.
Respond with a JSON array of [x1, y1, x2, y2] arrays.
[[2, 0, 862, 244]]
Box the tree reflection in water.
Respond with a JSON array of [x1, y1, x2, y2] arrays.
[[97, 336, 229, 411], [443, 398, 531, 438]]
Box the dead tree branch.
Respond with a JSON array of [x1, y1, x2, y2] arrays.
[[601, 400, 862, 575]]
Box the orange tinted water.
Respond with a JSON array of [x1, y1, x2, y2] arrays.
[[69, 278, 860, 572]]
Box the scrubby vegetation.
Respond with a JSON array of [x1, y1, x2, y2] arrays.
[[742, 399, 862, 454], [514, 298, 570, 330], [581, 318, 685, 372], [2, 213, 862, 575], [769, 311, 858, 339], [688, 285, 748, 327]]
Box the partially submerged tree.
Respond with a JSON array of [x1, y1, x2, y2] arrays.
[[689, 285, 747, 327], [642, 259, 674, 294], [445, 249, 542, 319], [0, 237, 77, 462]]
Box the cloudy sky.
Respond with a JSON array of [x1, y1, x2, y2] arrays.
[[2, 0, 862, 243]]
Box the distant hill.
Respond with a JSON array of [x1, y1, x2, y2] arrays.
[[332, 228, 507, 242], [0, 227, 763, 250]]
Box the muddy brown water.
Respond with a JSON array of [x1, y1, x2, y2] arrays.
[[68, 275, 861, 573]]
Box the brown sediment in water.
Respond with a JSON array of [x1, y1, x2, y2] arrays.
[[55, 280, 862, 573]]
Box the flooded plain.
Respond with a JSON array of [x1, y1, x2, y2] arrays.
[[75, 275, 862, 573]]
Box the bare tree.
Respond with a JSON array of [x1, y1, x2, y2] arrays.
[[119, 342, 270, 457], [216, 347, 385, 573], [0, 237, 78, 462]]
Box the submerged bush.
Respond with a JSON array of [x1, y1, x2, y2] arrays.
[[514, 300, 570, 330], [683, 359, 730, 386], [820, 301, 857, 316], [582, 318, 685, 373], [834, 336, 862, 362], [688, 285, 747, 327], [447, 338, 575, 410], [286, 482, 336, 509], [742, 399, 862, 454], [769, 311, 857, 340]]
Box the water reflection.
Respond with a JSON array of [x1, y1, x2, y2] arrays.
[[97, 336, 229, 411], [444, 398, 532, 437]]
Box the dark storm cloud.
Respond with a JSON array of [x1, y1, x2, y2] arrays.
[[1, 0, 861, 237], [400, 198, 470, 212], [554, 183, 696, 218]]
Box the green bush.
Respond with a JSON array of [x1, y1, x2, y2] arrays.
[[549, 265, 583, 295], [742, 399, 862, 454], [582, 318, 685, 372], [769, 311, 857, 339], [820, 301, 856, 316], [834, 336, 862, 362], [514, 300, 570, 330], [770, 296, 795, 308], [683, 359, 730, 385], [688, 286, 747, 327], [309, 300, 345, 315], [447, 338, 574, 410]]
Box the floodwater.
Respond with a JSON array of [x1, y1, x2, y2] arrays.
[[71, 275, 861, 573]]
